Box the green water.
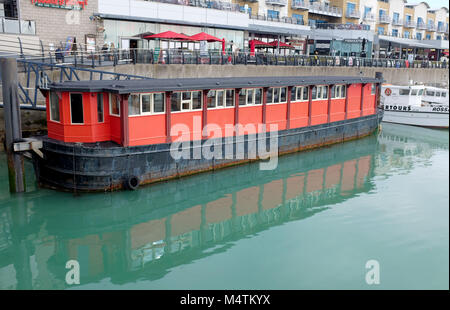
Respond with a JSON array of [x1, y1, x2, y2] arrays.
[[0, 123, 448, 290]]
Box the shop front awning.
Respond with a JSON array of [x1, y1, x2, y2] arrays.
[[379, 35, 448, 49]]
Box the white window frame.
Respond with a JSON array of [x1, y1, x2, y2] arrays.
[[332, 85, 347, 99], [69, 92, 85, 125], [172, 90, 203, 113], [312, 85, 329, 101], [207, 89, 234, 109], [109, 93, 120, 117], [266, 87, 288, 104], [140, 92, 166, 115], [239, 88, 263, 107], [293, 86, 309, 102], [49, 91, 61, 123]]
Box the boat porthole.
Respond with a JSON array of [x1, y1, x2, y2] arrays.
[[126, 176, 140, 190]]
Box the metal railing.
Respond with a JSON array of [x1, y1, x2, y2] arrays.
[[291, 0, 309, 10], [0, 17, 36, 35], [143, 0, 241, 11], [427, 24, 436, 31], [378, 15, 391, 24], [363, 13, 376, 22], [250, 14, 305, 25], [392, 18, 403, 26], [417, 22, 427, 30], [311, 23, 371, 31], [265, 0, 287, 5], [308, 3, 342, 17], [346, 10, 361, 19], [404, 20, 416, 28], [437, 25, 447, 33]]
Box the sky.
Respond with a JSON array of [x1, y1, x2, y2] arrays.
[[423, 0, 449, 9]]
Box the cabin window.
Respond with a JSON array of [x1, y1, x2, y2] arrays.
[[70, 93, 84, 124], [128, 94, 140, 116], [142, 94, 151, 113], [49, 91, 60, 122], [399, 89, 410, 96], [207, 89, 233, 109], [109, 94, 120, 116], [97, 94, 104, 123], [238, 88, 262, 106], [411, 89, 418, 96], [442, 92, 447, 98], [435, 92, 441, 97], [291, 87, 296, 101], [171, 92, 182, 111], [192, 91, 202, 110], [371, 84, 376, 95], [254, 89, 262, 105], [312, 86, 328, 100], [332, 85, 346, 99], [295, 86, 308, 101], [418, 89, 424, 96], [154, 93, 165, 113], [267, 87, 287, 104], [226, 90, 234, 107], [426, 90, 435, 96]]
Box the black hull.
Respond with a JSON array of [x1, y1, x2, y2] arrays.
[[33, 110, 383, 192]]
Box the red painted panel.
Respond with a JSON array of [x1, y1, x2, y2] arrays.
[[362, 84, 376, 116], [131, 218, 166, 249], [341, 159, 357, 192], [289, 101, 309, 129], [347, 83, 362, 119], [129, 114, 166, 146], [236, 186, 259, 217], [356, 155, 371, 188], [285, 174, 305, 200], [206, 195, 233, 224], [306, 168, 324, 193], [207, 108, 235, 138], [238, 106, 263, 135], [329, 99, 346, 122], [266, 104, 287, 131], [171, 111, 203, 141], [310, 100, 328, 125], [325, 164, 342, 189], [262, 179, 284, 210], [171, 205, 202, 236]]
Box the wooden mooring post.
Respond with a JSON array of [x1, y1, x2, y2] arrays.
[[1, 57, 26, 193]]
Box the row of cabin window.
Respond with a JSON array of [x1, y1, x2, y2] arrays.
[[49, 84, 359, 123]]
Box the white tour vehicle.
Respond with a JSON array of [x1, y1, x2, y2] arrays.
[[380, 84, 449, 129]]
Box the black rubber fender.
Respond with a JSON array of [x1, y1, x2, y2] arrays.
[[125, 175, 140, 190]]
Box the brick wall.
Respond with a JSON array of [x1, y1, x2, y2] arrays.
[[19, 0, 103, 50]]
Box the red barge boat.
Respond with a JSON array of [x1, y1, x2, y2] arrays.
[[34, 74, 384, 191]]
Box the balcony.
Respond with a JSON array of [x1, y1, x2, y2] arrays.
[[392, 18, 403, 26], [437, 25, 446, 33], [378, 15, 391, 24], [404, 20, 416, 28], [237, 0, 258, 2], [427, 24, 436, 31], [346, 9, 361, 19], [291, 0, 309, 10], [417, 22, 427, 30], [265, 0, 286, 6], [309, 3, 342, 17], [0, 18, 36, 35], [363, 13, 376, 22]]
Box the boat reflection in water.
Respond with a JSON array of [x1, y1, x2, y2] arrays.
[[0, 123, 447, 289]]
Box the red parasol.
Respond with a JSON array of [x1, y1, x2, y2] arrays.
[[189, 32, 222, 42], [267, 41, 294, 48], [144, 31, 194, 41]]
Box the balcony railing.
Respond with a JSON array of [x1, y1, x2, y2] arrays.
[[417, 22, 427, 30], [404, 20, 416, 28], [311, 23, 370, 31], [291, 0, 309, 10], [392, 18, 403, 26], [346, 10, 361, 19], [378, 15, 391, 24], [250, 14, 305, 25], [0, 18, 36, 35], [437, 25, 446, 33], [309, 3, 342, 17], [363, 13, 376, 22], [265, 0, 287, 6], [237, 0, 258, 2], [145, 0, 241, 12], [427, 24, 436, 31]]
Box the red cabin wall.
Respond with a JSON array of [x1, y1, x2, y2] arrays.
[[346, 83, 362, 119], [362, 84, 376, 116], [310, 100, 328, 126], [207, 108, 235, 138], [238, 106, 263, 135], [266, 103, 287, 131], [129, 114, 166, 146], [329, 99, 346, 122], [171, 111, 203, 141], [289, 100, 309, 129]]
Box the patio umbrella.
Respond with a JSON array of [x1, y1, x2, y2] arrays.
[[144, 31, 194, 41], [249, 39, 271, 56], [267, 41, 294, 48], [189, 32, 222, 42]]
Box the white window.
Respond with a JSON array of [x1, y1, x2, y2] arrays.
[[399, 89, 410, 96], [311, 85, 329, 100], [49, 91, 60, 122], [292, 86, 309, 101], [97, 93, 104, 123], [128, 93, 166, 116], [238, 88, 262, 106], [172, 91, 202, 112], [371, 84, 376, 95], [266, 87, 288, 104], [109, 94, 120, 116], [331, 85, 346, 99], [207, 89, 234, 108], [426, 90, 435, 96]]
